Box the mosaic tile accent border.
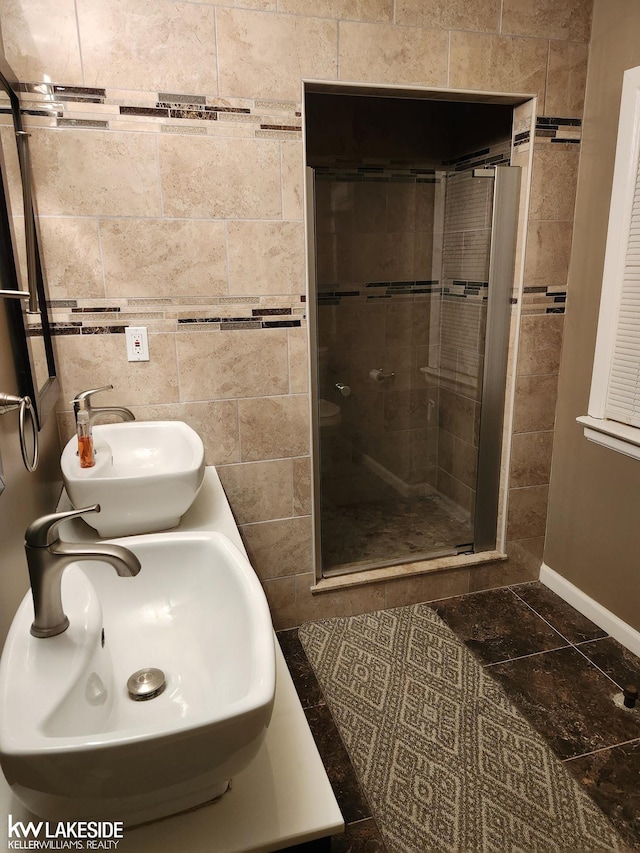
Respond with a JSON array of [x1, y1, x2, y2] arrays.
[[318, 281, 441, 305], [13, 82, 302, 140], [521, 286, 567, 315], [35, 295, 307, 335], [443, 139, 511, 172], [443, 280, 489, 301], [315, 166, 438, 183], [514, 116, 582, 149]]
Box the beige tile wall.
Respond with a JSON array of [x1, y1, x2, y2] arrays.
[[2, 0, 592, 628]]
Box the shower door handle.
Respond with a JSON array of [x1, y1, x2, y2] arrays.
[[335, 383, 351, 397]]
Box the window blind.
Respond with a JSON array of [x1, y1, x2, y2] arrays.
[[604, 149, 640, 427]]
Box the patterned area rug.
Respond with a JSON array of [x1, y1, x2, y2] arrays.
[[299, 604, 624, 852]]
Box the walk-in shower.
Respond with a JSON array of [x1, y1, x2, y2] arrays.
[[305, 89, 522, 578]]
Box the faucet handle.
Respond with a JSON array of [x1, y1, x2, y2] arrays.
[[25, 505, 100, 548], [73, 386, 114, 408]]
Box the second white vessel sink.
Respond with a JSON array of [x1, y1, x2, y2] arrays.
[[61, 421, 205, 537]]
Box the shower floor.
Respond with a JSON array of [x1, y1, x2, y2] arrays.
[[320, 466, 473, 573]]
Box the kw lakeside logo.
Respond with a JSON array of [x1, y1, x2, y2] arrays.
[[7, 817, 124, 850]]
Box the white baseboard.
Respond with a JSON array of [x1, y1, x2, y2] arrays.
[[540, 562, 640, 658]]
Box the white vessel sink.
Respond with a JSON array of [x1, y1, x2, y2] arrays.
[[61, 421, 205, 537], [0, 531, 276, 825]]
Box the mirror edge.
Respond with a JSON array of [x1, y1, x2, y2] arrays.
[[0, 53, 60, 430]]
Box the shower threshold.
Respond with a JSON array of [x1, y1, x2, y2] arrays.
[[323, 543, 474, 579]]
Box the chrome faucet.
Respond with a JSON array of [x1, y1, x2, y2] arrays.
[[72, 385, 135, 427], [25, 505, 141, 638]]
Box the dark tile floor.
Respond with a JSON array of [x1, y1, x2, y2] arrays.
[[277, 581, 640, 851]]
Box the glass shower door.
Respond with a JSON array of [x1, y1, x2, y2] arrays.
[[307, 165, 520, 578]]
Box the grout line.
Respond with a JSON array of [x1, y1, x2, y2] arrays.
[[73, 0, 86, 86], [95, 219, 108, 300], [572, 642, 627, 692], [213, 6, 221, 99], [483, 644, 572, 668], [508, 584, 575, 646]]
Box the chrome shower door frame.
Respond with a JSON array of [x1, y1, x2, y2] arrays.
[[473, 165, 521, 552], [305, 167, 323, 583]]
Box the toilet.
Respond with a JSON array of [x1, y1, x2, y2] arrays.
[[319, 398, 341, 428]]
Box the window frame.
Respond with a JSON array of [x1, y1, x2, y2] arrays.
[[578, 64, 640, 460]]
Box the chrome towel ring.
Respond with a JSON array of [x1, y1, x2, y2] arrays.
[[0, 392, 39, 472]]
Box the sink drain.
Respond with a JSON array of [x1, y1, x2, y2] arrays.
[[127, 668, 166, 701]]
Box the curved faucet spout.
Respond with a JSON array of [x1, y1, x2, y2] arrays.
[[50, 541, 142, 577], [25, 506, 141, 639], [89, 405, 136, 426]]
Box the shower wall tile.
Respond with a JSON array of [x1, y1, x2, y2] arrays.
[[501, 0, 592, 43], [438, 429, 454, 474], [278, 0, 392, 22], [261, 575, 297, 630], [384, 567, 470, 608], [238, 395, 310, 461], [295, 573, 386, 623], [528, 146, 580, 222], [384, 301, 431, 348], [227, 221, 306, 296], [180, 400, 241, 466], [438, 388, 476, 445], [217, 459, 294, 524], [159, 135, 282, 219], [452, 437, 478, 490], [523, 220, 573, 287], [437, 468, 474, 515], [449, 32, 548, 101], [545, 41, 589, 119], [513, 374, 559, 433], [55, 332, 179, 407], [38, 217, 104, 300], [516, 315, 564, 376], [29, 129, 162, 217], [240, 516, 313, 580], [1, 0, 83, 85], [338, 22, 448, 87], [100, 219, 228, 299], [281, 140, 304, 221], [383, 389, 433, 432], [288, 326, 310, 394], [507, 485, 549, 540], [76, 0, 217, 94], [176, 328, 289, 400], [468, 545, 541, 591], [293, 457, 312, 516], [354, 182, 387, 233], [394, 0, 500, 32], [216, 9, 338, 101], [509, 431, 554, 488], [409, 429, 438, 483]]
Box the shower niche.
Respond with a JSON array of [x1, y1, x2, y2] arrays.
[[305, 86, 524, 578]]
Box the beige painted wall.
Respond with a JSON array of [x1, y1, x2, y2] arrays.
[[0, 301, 61, 647], [1, 0, 592, 628], [545, 0, 640, 631]]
